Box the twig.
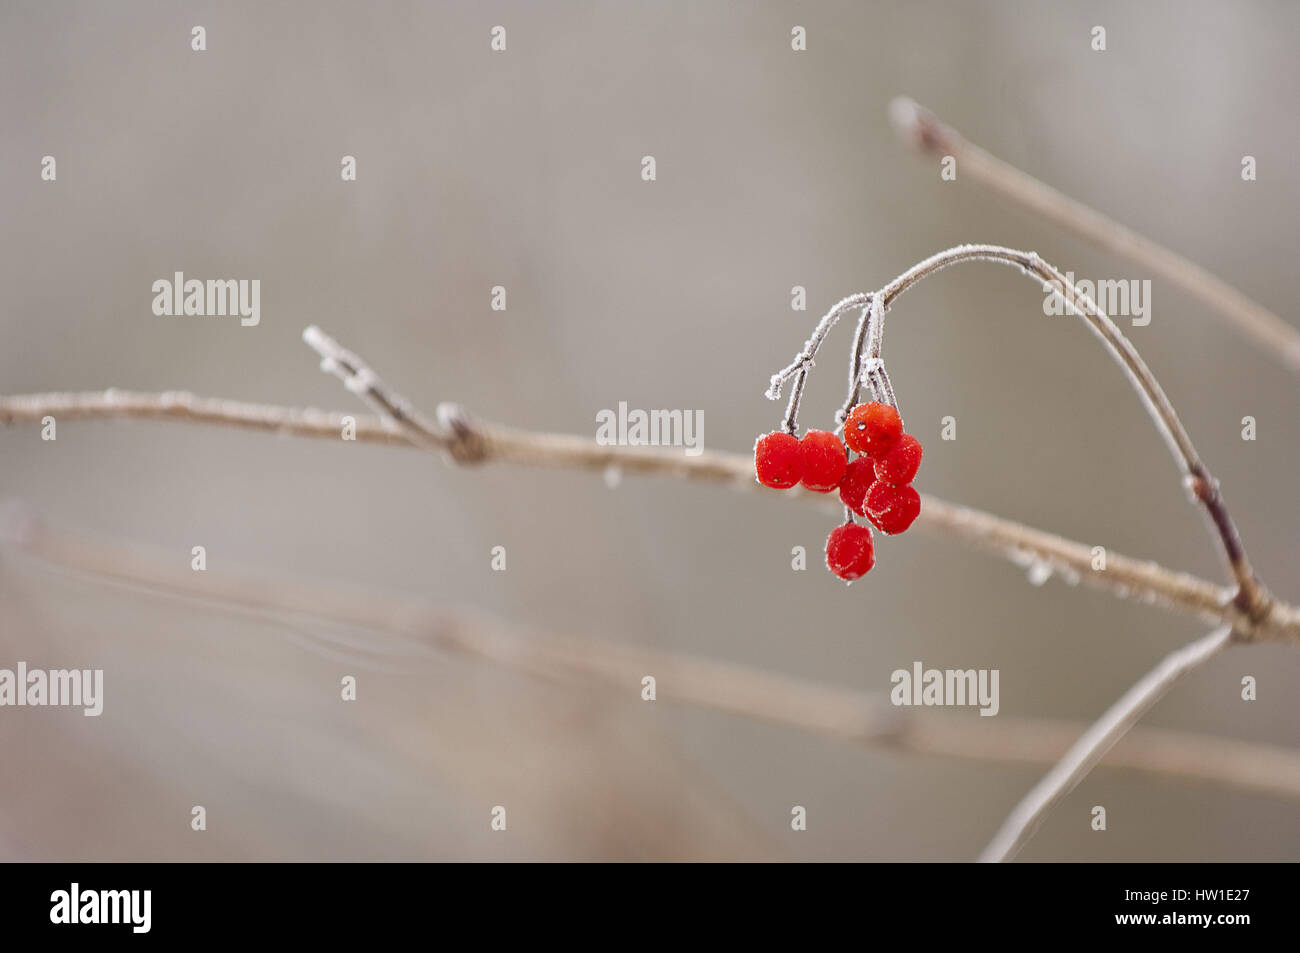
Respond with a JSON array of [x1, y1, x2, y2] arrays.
[[5, 510, 1298, 812], [836, 295, 894, 427], [782, 367, 808, 435], [889, 96, 1300, 375], [836, 305, 873, 428], [301, 325, 447, 452], [978, 625, 1234, 862], [767, 292, 873, 432], [2, 388, 1295, 642]]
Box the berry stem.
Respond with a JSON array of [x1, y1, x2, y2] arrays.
[[780, 366, 808, 434], [865, 290, 886, 363], [871, 365, 900, 422], [837, 303, 873, 429], [766, 292, 873, 404], [861, 294, 901, 419], [838, 293, 902, 429]]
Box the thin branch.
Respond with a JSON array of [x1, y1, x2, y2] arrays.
[[869, 364, 897, 414], [836, 305, 872, 428], [836, 295, 891, 428], [300, 325, 446, 452], [766, 292, 873, 399], [889, 96, 1300, 375], [2, 388, 1296, 642], [768, 292, 873, 434], [782, 366, 808, 435], [5, 510, 1298, 810], [978, 625, 1234, 862]]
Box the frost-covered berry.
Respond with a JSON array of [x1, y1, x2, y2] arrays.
[[873, 432, 923, 484], [798, 430, 847, 493], [865, 481, 921, 535], [754, 431, 802, 489], [844, 402, 902, 457], [825, 522, 875, 581], [838, 457, 875, 516]]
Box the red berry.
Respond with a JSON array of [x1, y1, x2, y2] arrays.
[[838, 457, 875, 516], [873, 432, 923, 484], [798, 430, 847, 493], [865, 481, 921, 535], [825, 522, 875, 581], [754, 431, 802, 489], [844, 402, 902, 457]]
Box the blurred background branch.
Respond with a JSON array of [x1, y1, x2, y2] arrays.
[[889, 97, 1300, 375], [5, 505, 1300, 806]]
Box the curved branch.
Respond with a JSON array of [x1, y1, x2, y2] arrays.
[[866, 244, 1265, 620]]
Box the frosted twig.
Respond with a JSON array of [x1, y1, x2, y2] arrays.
[[861, 294, 898, 415], [766, 291, 873, 397], [889, 96, 1300, 375], [301, 325, 446, 452], [978, 626, 1234, 862], [766, 293, 873, 432], [836, 295, 892, 427], [6, 511, 1298, 815], [865, 289, 886, 362], [836, 305, 873, 428], [781, 367, 808, 434], [869, 364, 897, 414]]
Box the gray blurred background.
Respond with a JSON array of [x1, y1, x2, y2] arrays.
[[1, 0, 1297, 860]]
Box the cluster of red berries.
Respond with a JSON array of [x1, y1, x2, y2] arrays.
[[754, 401, 923, 582]]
